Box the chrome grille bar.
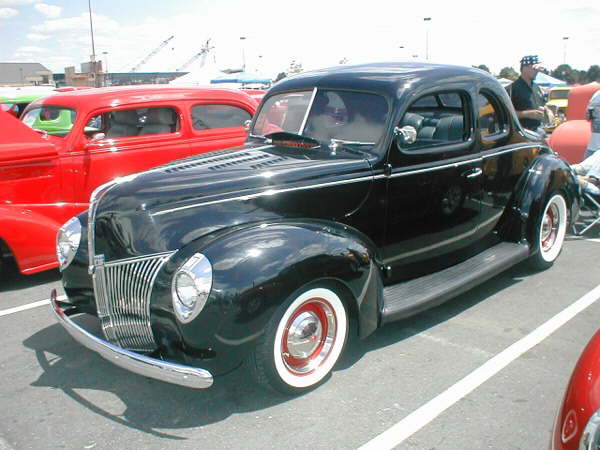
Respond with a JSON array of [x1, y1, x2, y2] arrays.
[[93, 252, 174, 352]]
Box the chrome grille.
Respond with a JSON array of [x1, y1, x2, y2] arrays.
[[92, 252, 174, 352]]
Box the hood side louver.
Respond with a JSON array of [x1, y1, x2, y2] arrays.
[[249, 156, 291, 170], [163, 150, 254, 174], [208, 153, 273, 171]]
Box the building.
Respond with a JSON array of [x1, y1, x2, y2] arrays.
[[0, 62, 53, 86], [61, 61, 105, 87], [54, 63, 187, 88]]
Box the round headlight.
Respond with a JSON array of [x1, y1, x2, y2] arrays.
[[56, 216, 82, 271], [172, 253, 212, 323], [581, 408, 600, 450]]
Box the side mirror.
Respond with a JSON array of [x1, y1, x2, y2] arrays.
[[394, 125, 417, 146]]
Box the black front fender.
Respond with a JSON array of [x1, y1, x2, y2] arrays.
[[152, 220, 383, 374]]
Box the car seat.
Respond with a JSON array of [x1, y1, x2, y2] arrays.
[[106, 110, 140, 138], [139, 109, 176, 135]]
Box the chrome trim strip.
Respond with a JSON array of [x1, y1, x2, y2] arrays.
[[374, 144, 543, 180], [151, 174, 375, 217], [386, 157, 483, 178], [480, 143, 543, 159], [299, 87, 318, 134], [152, 143, 543, 217], [50, 290, 213, 389]]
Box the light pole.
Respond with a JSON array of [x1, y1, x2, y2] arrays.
[[240, 36, 246, 72], [424, 17, 431, 61], [562, 36, 569, 65], [102, 51, 109, 86], [87, 0, 98, 87]]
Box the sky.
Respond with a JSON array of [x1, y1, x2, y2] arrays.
[[0, 0, 599, 79]]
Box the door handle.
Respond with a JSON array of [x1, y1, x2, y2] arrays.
[[463, 168, 483, 179]]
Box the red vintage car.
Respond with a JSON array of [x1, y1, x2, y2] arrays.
[[552, 329, 600, 450], [549, 82, 600, 164], [0, 85, 258, 277]]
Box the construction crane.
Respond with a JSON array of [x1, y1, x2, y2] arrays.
[[130, 35, 175, 73], [176, 39, 214, 72]]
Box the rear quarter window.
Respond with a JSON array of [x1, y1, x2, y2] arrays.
[[191, 104, 251, 130]]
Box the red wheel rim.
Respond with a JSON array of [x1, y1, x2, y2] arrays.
[[541, 203, 559, 252], [281, 298, 337, 376]]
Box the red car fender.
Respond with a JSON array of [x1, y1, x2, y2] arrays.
[[548, 120, 591, 164], [552, 330, 600, 450], [0, 203, 83, 274]]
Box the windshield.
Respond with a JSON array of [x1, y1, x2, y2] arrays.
[[252, 89, 389, 146], [21, 106, 77, 137], [549, 90, 570, 100]]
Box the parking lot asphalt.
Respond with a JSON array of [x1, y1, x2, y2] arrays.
[[1, 231, 599, 450]]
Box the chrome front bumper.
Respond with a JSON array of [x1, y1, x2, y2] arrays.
[[50, 289, 213, 389]]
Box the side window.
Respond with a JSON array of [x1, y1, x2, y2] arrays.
[[398, 91, 468, 149], [191, 104, 251, 130], [477, 92, 505, 138], [86, 107, 179, 139]]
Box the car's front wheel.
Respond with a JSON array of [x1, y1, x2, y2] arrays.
[[529, 192, 568, 270], [249, 286, 348, 395]]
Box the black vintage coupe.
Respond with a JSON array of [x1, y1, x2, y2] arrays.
[[53, 62, 579, 394]]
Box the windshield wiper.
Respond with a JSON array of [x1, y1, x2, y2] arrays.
[[249, 133, 272, 143], [328, 138, 373, 156]]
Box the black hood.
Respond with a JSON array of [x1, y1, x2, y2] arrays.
[[91, 143, 374, 261]]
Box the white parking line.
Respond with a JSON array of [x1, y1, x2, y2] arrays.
[[359, 283, 600, 450], [0, 295, 66, 318]]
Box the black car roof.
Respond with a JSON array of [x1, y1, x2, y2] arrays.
[[269, 62, 500, 99]]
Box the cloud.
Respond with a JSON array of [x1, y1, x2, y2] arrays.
[[0, 7, 17, 18], [32, 12, 118, 33], [16, 45, 45, 53], [0, 0, 34, 5], [34, 2, 61, 18], [27, 32, 49, 41]]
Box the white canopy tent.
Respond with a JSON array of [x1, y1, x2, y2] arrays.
[[169, 65, 227, 86]]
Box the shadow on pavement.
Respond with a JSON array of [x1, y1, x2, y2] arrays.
[[23, 316, 289, 440], [337, 263, 528, 370], [0, 258, 60, 292], [23, 262, 529, 438]]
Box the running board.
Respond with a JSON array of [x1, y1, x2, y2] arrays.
[[381, 242, 530, 325]]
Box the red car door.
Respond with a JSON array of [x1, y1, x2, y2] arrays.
[[73, 105, 191, 203]]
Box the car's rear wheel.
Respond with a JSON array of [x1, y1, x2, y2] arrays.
[[529, 193, 568, 270], [249, 286, 348, 395]]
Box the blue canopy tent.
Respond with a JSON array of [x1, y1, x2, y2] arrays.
[[534, 72, 567, 87], [210, 71, 271, 85]]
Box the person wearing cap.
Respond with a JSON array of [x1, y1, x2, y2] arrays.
[[509, 55, 553, 133], [585, 89, 600, 159]]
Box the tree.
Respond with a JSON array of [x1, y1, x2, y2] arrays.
[[474, 64, 490, 73], [275, 72, 286, 82], [498, 66, 518, 80], [288, 60, 303, 75], [551, 64, 575, 84], [587, 65, 600, 83]]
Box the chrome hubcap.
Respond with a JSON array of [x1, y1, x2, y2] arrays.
[[287, 312, 323, 359]]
